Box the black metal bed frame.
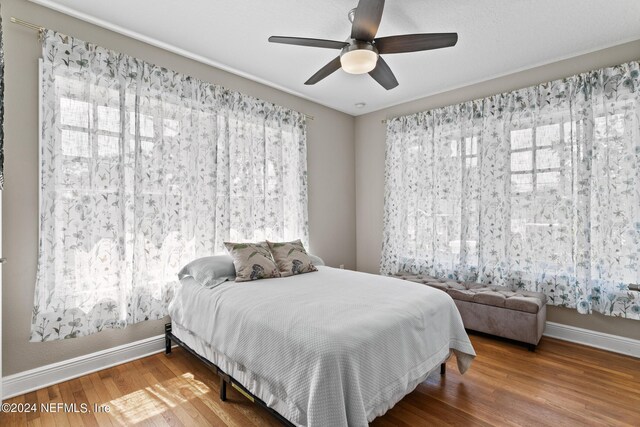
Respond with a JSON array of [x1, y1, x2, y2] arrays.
[[165, 322, 447, 426]]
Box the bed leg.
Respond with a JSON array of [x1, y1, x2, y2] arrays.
[[164, 323, 172, 354], [220, 376, 227, 401], [440, 363, 446, 375]]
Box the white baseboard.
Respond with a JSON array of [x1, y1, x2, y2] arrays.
[[544, 321, 640, 358], [2, 334, 167, 400]]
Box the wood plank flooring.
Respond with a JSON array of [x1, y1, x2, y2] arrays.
[[2, 334, 638, 426]]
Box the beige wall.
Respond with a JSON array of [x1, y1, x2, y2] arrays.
[[2, 0, 639, 378], [355, 39, 640, 340], [1, 0, 356, 376]]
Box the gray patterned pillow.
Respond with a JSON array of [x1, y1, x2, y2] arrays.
[[266, 239, 318, 277], [224, 242, 281, 282]]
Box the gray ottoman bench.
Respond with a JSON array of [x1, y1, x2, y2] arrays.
[[396, 273, 547, 350]]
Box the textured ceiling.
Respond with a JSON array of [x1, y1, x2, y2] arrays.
[[30, 0, 640, 115]]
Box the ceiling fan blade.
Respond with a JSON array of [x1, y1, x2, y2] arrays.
[[368, 57, 398, 90], [351, 0, 385, 41], [374, 33, 458, 54], [305, 56, 342, 85], [269, 36, 349, 50]]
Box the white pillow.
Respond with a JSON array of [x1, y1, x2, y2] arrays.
[[178, 255, 236, 288], [309, 254, 325, 266]]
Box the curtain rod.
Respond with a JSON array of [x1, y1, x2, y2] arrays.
[[381, 115, 403, 124], [381, 113, 413, 124], [10, 17, 315, 121], [10, 17, 44, 32], [381, 56, 640, 125]]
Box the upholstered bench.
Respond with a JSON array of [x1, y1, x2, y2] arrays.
[[396, 273, 547, 350]]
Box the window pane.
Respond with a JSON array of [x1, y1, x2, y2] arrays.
[[595, 114, 625, 139], [142, 140, 154, 153], [163, 119, 180, 137], [510, 128, 532, 150], [450, 140, 459, 157], [609, 114, 625, 137], [511, 173, 532, 193], [465, 137, 478, 155], [60, 98, 90, 127], [97, 135, 120, 158], [563, 121, 577, 143], [510, 217, 528, 235], [127, 138, 154, 154], [536, 124, 560, 147], [511, 150, 532, 172], [61, 129, 90, 157], [62, 159, 90, 184], [536, 147, 560, 170], [465, 157, 477, 168], [537, 171, 560, 191], [97, 106, 120, 132], [129, 112, 154, 137]]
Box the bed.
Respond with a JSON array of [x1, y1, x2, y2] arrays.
[[167, 265, 475, 426]]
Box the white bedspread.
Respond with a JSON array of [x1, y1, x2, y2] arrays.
[[169, 266, 475, 426]]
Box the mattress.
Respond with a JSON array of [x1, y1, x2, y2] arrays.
[[169, 267, 475, 427]]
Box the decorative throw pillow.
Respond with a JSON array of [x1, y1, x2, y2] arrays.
[[224, 242, 281, 282], [266, 239, 318, 277]]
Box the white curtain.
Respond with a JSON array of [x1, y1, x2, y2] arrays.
[[382, 61, 640, 319], [32, 30, 309, 341]]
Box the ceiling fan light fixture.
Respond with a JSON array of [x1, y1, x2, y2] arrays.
[[340, 42, 378, 74]]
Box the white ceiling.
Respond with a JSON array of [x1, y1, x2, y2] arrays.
[[31, 0, 640, 116]]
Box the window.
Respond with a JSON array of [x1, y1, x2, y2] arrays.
[[509, 124, 564, 194], [383, 61, 640, 319], [508, 122, 573, 273], [33, 30, 309, 341], [403, 133, 480, 273]]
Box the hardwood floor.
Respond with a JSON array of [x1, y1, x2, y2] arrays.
[[2, 334, 639, 426]]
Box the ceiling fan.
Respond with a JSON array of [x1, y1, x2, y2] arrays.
[[268, 0, 458, 90]]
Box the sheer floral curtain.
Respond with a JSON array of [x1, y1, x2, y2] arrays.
[[382, 61, 640, 319], [32, 30, 309, 341]]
